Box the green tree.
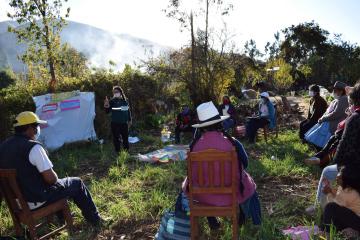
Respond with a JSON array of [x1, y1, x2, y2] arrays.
[[164, 0, 235, 104], [266, 58, 294, 91], [0, 68, 18, 89], [58, 44, 90, 79], [7, 0, 70, 92]]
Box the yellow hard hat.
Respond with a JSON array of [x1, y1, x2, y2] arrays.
[[13, 111, 47, 127]]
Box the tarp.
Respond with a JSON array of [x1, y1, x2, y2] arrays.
[[33, 91, 97, 150], [138, 145, 189, 163]]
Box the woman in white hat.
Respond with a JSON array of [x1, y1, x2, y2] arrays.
[[182, 101, 261, 230], [245, 92, 276, 143]]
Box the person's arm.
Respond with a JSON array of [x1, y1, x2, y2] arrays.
[[234, 139, 248, 169], [333, 114, 360, 167], [320, 98, 348, 122], [309, 98, 327, 122], [29, 144, 58, 185], [127, 102, 132, 123], [105, 99, 112, 114]]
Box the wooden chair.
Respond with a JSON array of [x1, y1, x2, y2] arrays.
[[259, 105, 279, 142], [188, 148, 239, 240], [0, 169, 73, 240]]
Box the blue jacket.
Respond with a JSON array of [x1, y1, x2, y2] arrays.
[[259, 100, 276, 129]]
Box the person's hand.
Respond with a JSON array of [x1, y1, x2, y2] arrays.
[[104, 96, 110, 108], [322, 178, 332, 194]]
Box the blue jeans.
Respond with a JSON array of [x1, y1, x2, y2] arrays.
[[315, 164, 338, 205], [46, 177, 100, 224]]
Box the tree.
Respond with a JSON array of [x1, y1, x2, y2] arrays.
[[265, 58, 293, 91], [164, 0, 235, 105], [7, 0, 70, 92], [58, 44, 90, 79], [0, 68, 18, 89]]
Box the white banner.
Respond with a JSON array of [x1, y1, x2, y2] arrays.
[[33, 91, 97, 150]]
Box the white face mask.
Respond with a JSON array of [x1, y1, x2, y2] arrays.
[[261, 98, 266, 104], [35, 125, 41, 140], [309, 91, 315, 97], [114, 93, 121, 98]]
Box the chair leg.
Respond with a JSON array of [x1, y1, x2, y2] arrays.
[[232, 212, 239, 240], [62, 203, 74, 232], [190, 215, 198, 240], [263, 128, 268, 142], [27, 221, 38, 240]]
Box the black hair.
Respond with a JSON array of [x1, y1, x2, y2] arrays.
[[339, 165, 360, 194], [349, 81, 360, 106], [190, 122, 245, 195], [113, 85, 127, 101], [14, 123, 38, 134], [309, 84, 320, 93]]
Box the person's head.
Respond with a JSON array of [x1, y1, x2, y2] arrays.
[[337, 166, 360, 194], [181, 105, 189, 114], [222, 96, 231, 105], [309, 85, 320, 97], [260, 92, 270, 104], [13, 111, 46, 140], [191, 101, 229, 129], [332, 81, 347, 99], [348, 81, 360, 107], [112, 86, 126, 99]]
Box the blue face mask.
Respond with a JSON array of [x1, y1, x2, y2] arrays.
[[35, 125, 41, 140]]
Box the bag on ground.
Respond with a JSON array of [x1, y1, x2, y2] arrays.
[[304, 122, 332, 148], [155, 192, 190, 240]]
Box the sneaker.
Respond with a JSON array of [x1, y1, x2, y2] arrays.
[[305, 206, 316, 216], [304, 157, 320, 165]]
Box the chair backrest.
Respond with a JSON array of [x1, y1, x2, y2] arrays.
[[0, 169, 32, 217], [187, 148, 238, 206]]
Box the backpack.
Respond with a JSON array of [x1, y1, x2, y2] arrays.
[[155, 192, 190, 240]]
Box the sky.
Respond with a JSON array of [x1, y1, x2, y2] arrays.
[[1, 0, 360, 50]]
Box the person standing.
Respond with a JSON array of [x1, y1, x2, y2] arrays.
[[104, 86, 132, 152], [0, 112, 101, 226], [299, 85, 328, 141]]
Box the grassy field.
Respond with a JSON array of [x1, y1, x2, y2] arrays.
[[0, 130, 345, 239]]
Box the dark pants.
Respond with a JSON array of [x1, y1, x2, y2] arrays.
[[314, 134, 339, 160], [245, 117, 269, 143], [207, 207, 245, 229], [46, 177, 100, 225], [299, 119, 316, 140], [111, 122, 129, 152], [321, 202, 360, 232], [175, 126, 193, 144]]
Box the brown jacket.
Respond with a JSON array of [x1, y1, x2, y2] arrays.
[[307, 95, 328, 123]]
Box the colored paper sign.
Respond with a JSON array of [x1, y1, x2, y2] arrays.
[[60, 99, 80, 111], [42, 103, 58, 112]]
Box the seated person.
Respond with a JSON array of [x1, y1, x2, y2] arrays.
[[317, 81, 349, 135], [321, 166, 360, 236], [245, 92, 276, 143], [306, 83, 360, 215], [0, 112, 101, 226], [175, 105, 195, 144], [218, 96, 236, 131], [182, 101, 261, 229], [299, 85, 327, 141]]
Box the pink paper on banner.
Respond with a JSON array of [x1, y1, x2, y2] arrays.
[[42, 103, 58, 112], [60, 99, 80, 111]]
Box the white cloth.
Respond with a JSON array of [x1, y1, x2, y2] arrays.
[[222, 105, 230, 117], [260, 104, 269, 117], [29, 144, 53, 173], [27, 144, 53, 210]]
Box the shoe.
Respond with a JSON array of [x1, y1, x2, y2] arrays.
[[304, 157, 320, 165], [305, 206, 316, 216]]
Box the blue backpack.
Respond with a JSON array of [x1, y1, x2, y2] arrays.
[[155, 192, 191, 240]]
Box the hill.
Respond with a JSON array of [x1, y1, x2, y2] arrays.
[[0, 20, 170, 72]]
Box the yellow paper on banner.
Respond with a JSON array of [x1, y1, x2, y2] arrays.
[[50, 91, 80, 103]]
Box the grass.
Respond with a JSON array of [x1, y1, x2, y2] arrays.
[[0, 130, 347, 239]]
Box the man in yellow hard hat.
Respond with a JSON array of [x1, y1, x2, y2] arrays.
[[0, 111, 101, 226]]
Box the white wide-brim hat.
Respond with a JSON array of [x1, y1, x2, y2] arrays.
[[192, 101, 229, 128], [260, 92, 270, 99]]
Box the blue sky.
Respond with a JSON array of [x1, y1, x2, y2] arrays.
[[1, 0, 359, 49]]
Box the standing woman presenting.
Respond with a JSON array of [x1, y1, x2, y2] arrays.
[[104, 86, 132, 152]]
